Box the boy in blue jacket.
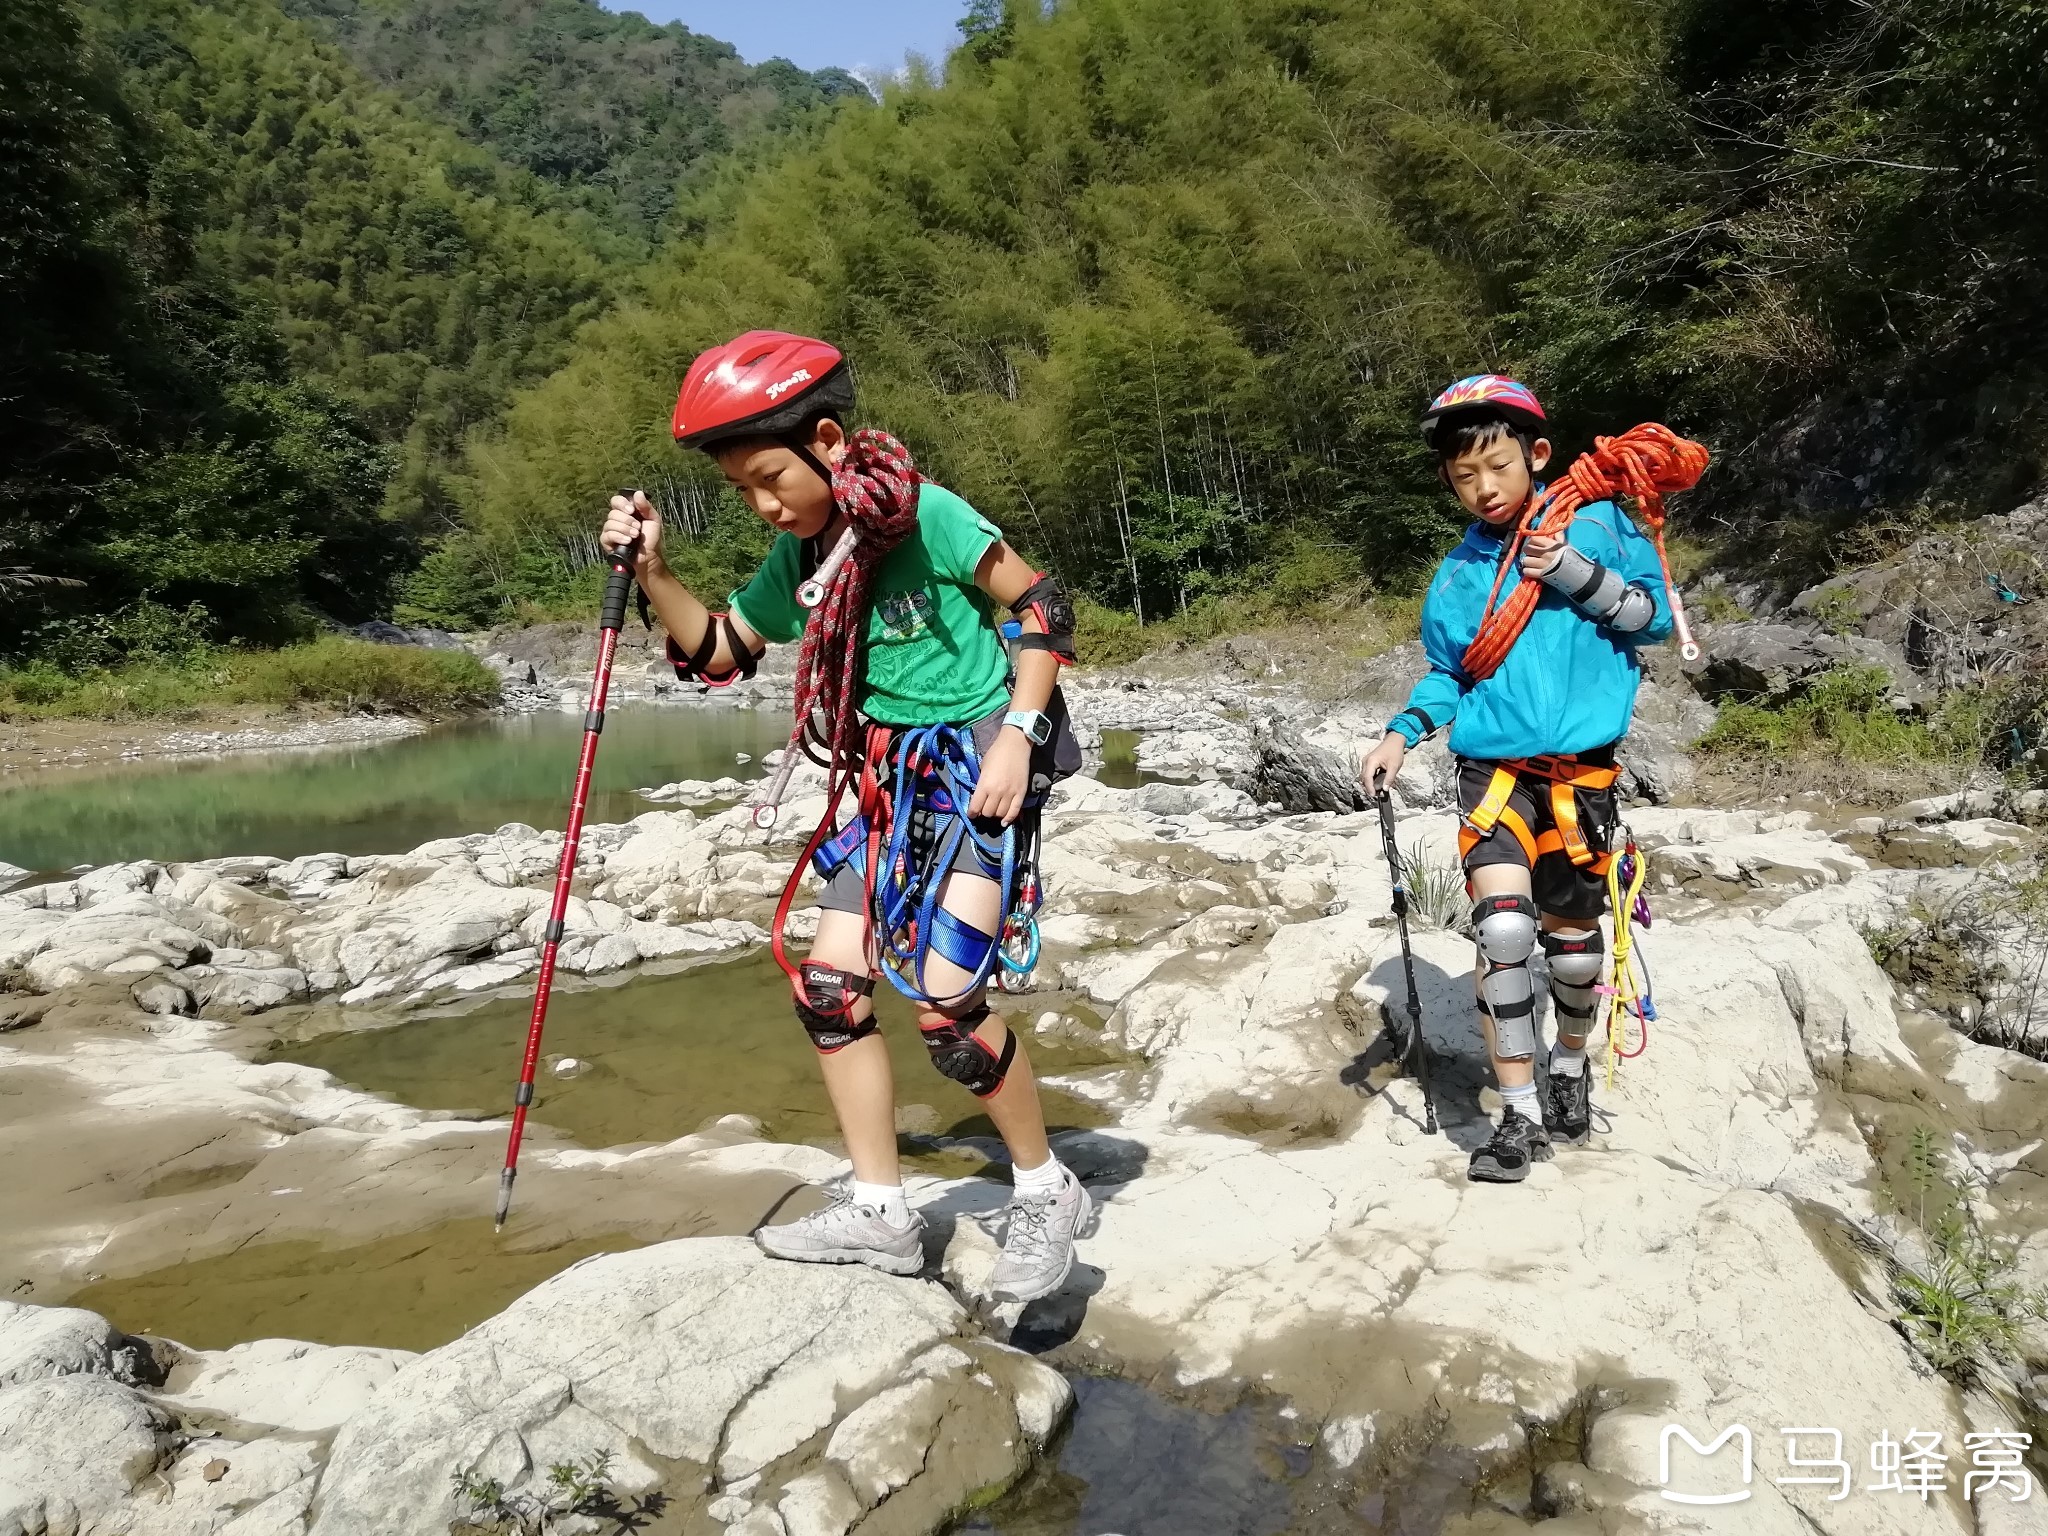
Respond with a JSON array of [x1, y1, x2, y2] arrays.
[[1359, 376, 1674, 1183]]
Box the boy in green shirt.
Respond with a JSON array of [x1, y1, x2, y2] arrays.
[[601, 331, 1091, 1303]]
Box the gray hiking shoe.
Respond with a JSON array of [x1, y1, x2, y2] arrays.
[[755, 1196, 926, 1276], [990, 1169, 1094, 1304]]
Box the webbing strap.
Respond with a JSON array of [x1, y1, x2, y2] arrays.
[[928, 907, 998, 974], [1459, 804, 1539, 867], [1466, 765, 1520, 836]]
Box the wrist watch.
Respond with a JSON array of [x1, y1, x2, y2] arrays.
[[1003, 709, 1052, 746]]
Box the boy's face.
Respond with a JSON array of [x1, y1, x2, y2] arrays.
[[1443, 434, 1552, 528], [715, 419, 844, 538]]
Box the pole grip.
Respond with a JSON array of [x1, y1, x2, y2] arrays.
[[601, 487, 643, 634]]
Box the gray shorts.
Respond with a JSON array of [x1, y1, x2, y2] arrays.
[[818, 710, 1012, 915]]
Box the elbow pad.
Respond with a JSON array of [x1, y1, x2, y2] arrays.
[[1011, 574, 1077, 665], [1540, 544, 1658, 634], [667, 614, 763, 687]]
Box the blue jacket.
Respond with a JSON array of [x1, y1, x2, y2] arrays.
[[1387, 498, 1673, 761]]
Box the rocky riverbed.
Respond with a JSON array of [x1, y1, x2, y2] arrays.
[[3, 675, 2048, 1535]]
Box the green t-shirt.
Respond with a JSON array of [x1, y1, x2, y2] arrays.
[[729, 483, 1013, 727]]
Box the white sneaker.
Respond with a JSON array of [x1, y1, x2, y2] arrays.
[[755, 1196, 926, 1276], [989, 1169, 1093, 1303]]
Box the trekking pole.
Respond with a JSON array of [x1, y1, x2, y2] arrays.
[[1375, 787, 1439, 1135], [494, 493, 641, 1232]]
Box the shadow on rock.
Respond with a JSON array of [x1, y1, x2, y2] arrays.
[[1342, 950, 1497, 1154]]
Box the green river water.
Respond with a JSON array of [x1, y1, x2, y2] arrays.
[[0, 705, 790, 874]]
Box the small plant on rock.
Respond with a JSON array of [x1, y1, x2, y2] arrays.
[[451, 1451, 622, 1535], [1806, 585, 1864, 637], [1880, 1125, 2045, 1383], [1399, 839, 1470, 934]]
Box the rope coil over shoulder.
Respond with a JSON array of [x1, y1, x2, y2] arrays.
[[751, 429, 923, 828], [1462, 424, 1710, 681]]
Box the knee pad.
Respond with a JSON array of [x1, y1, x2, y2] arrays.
[[919, 1003, 1016, 1097], [1542, 927, 1604, 1029], [1541, 927, 1604, 987], [1473, 893, 1539, 1059], [794, 961, 877, 1053]]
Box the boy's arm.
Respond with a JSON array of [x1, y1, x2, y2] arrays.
[[975, 540, 1062, 719], [1538, 510, 1673, 646], [968, 539, 1070, 824], [1385, 664, 1465, 748]]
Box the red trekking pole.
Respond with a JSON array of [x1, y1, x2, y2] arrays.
[[493, 496, 640, 1231]]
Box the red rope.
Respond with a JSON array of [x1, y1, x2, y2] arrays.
[[1461, 423, 1710, 682], [786, 429, 922, 771], [769, 433, 921, 992]]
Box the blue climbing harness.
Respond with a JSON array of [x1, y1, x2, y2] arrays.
[[810, 722, 1044, 1004]]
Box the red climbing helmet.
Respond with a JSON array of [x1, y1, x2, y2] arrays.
[[1419, 374, 1548, 450], [671, 330, 855, 452]]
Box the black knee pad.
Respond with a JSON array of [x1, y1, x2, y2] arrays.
[[920, 1003, 1016, 1097], [794, 961, 877, 1053]]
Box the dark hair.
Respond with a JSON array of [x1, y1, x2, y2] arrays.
[[1436, 415, 1531, 465], [702, 408, 847, 460]]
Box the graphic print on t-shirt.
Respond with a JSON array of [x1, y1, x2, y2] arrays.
[[877, 589, 936, 642]]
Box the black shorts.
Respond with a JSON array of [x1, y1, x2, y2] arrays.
[[1455, 750, 1619, 921]]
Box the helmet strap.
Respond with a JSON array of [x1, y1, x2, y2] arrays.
[[783, 438, 834, 491]]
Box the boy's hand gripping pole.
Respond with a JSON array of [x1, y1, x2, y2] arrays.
[[495, 491, 640, 1231], [1376, 789, 1438, 1136], [752, 526, 860, 830]]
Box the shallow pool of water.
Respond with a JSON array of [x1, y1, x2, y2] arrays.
[[959, 1375, 1308, 1536], [72, 956, 1114, 1354], [0, 705, 789, 872], [68, 1222, 639, 1354], [270, 951, 1112, 1164]]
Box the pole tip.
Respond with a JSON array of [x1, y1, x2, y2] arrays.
[[493, 1168, 515, 1231]]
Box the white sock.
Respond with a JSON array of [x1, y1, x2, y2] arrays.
[[1500, 1081, 1544, 1126], [1549, 1040, 1589, 1078], [1011, 1155, 1068, 1199], [850, 1179, 911, 1226]]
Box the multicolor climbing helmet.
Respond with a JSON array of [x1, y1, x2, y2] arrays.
[[1419, 374, 1548, 451]]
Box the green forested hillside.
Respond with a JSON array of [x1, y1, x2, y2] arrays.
[[460, 0, 2048, 626], [2, 0, 409, 657], [3, 0, 663, 659], [8, 0, 2044, 662], [280, 0, 868, 234]]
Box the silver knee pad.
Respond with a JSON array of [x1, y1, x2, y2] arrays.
[[1474, 893, 1539, 1059], [1542, 926, 1604, 1037]]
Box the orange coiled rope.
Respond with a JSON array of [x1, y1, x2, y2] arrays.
[[1460, 423, 1709, 682]]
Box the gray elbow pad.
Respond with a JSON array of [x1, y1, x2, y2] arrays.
[[1541, 543, 1658, 633]]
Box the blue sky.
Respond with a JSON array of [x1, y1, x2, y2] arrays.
[[605, 1, 970, 78]]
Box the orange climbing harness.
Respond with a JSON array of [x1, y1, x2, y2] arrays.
[[1460, 423, 1710, 682], [1456, 754, 1622, 875]]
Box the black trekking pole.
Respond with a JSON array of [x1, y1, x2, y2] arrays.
[[1375, 787, 1438, 1135], [494, 492, 640, 1232]]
